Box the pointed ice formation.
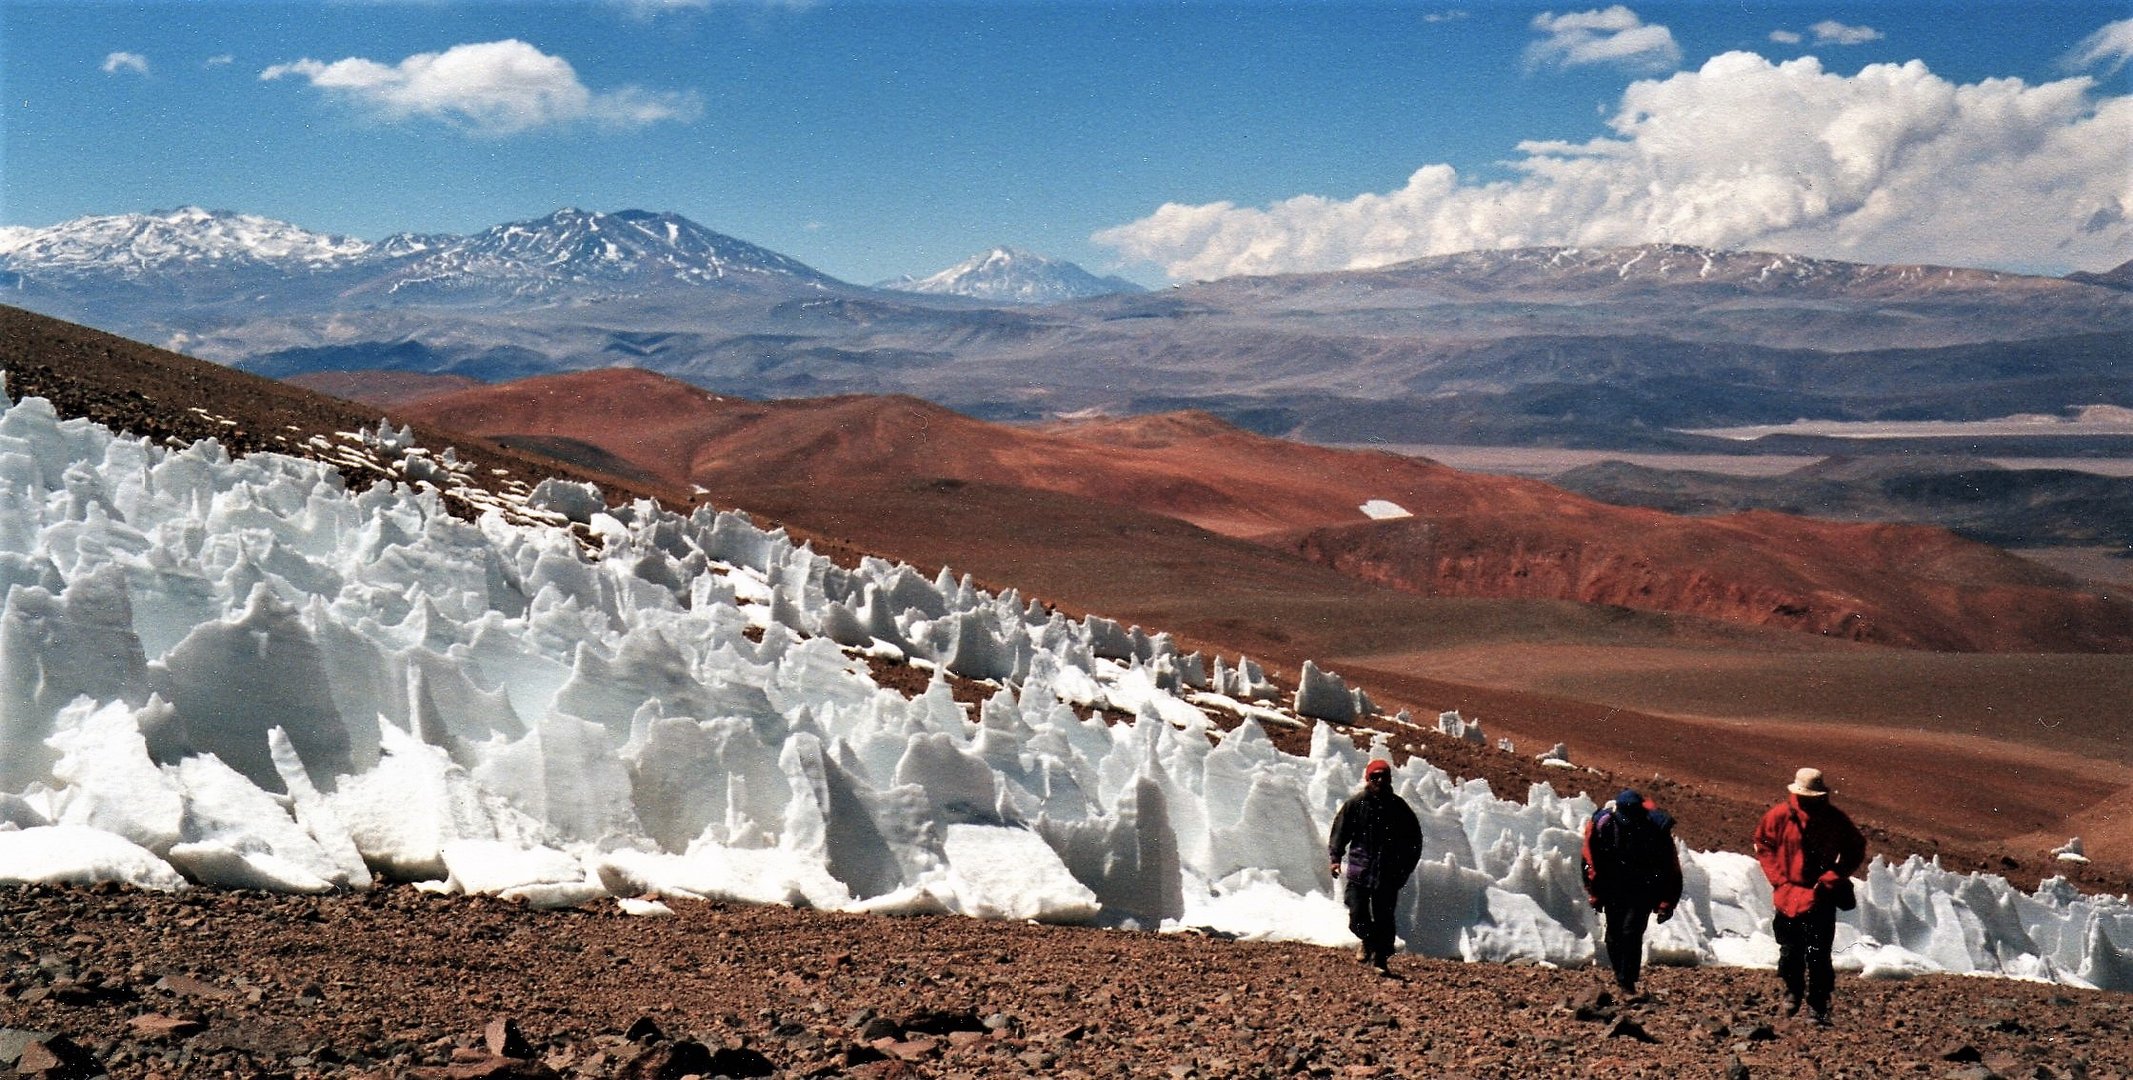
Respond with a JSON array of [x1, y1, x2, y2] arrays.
[[0, 380, 2126, 989]]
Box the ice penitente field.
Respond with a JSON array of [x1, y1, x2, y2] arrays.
[[1, 376, 2129, 991]]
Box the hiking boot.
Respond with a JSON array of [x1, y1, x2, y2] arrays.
[[1781, 994, 1803, 1017], [1810, 1006, 1832, 1027]]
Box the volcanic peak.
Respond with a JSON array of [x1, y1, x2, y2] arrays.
[[879, 246, 1145, 303]]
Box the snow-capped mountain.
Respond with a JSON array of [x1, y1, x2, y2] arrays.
[[0, 207, 371, 278], [1350, 243, 2032, 296], [0, 206, 844, 301], [364, 208, 843, 300], [879, 247, 1145, 303]]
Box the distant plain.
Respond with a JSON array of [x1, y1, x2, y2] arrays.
[[1344, 444, 2133, 479]]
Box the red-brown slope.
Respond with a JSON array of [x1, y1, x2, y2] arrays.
[[286, 370, 485, 409], [1052, 413, 2133, 650], [394, 373, 1308, 529], [380, 367, 749, 486], [1290, 508, 2130, 652], [383, 369, 2133, 653]]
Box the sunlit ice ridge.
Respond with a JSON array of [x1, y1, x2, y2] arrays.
[[0, 375, 2128, 992]]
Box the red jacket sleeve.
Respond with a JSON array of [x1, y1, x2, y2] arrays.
[[1579, 816, 1598, 892], [1752, 803, 1789, 887]]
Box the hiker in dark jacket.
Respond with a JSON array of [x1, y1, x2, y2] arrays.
[[1753, 766, 1867, 1026], [1581, 789, 1684, 997], [1328, 758, 1423, 973]]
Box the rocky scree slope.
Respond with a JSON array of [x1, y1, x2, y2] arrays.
[[4, 882, 2132, 1080]]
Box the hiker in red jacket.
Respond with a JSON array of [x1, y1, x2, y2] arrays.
[[1581, 789, 1683, 998], [1753, 767, 1867, 1026]]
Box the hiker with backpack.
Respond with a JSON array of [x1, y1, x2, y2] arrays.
[[1328, 758, 1424, 974], [1581, 789, 1684, 998]]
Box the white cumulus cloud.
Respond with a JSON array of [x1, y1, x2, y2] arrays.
[[1094, 52, 2133, 280], [2067, 17, 2133, 76], [101, 52, 150, 77], [1525, 7, 1682, 73], [260, 39, 700, 136], [1811, 21, 1884, 46], [1769, 29, 1804, 45]]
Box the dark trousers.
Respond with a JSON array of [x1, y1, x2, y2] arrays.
[[1774, 904, 1838, 1010], [1600, 903, 1654, 991], [1345, 881, 1400, 962]]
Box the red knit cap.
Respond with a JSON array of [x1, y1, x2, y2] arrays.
[[1365, 759, 1392, 778]]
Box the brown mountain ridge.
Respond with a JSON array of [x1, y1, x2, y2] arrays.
[[368, 366, 2132, 654]]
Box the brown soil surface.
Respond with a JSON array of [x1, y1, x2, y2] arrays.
[[285, 372, 487, 410], [6, 882, 2130, 1080]]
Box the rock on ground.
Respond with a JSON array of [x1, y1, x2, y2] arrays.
[[3, 882, 2130, 1079]]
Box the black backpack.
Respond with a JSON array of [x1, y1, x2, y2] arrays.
[[1589, 805, 1674, 890]]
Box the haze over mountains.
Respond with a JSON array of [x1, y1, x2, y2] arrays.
[[7, 206, 2131, 451]]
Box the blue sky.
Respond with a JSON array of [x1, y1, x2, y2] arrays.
[[3, 1, 2129, 285]]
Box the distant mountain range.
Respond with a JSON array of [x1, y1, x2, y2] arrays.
[[1551, 454, 2133, 550], [5, 206, 2132, 451], [876, 247, 1145, 303], [0, 206, 370, 275], [0, 206, 835, 303]]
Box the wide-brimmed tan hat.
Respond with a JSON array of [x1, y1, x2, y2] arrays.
[[1788, 767, 1832, 797]]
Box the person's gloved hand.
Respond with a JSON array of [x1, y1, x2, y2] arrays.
[[1586, 894, 1602, 910], [1330, 861, 1342, 879], [1655, 903, 1674, 924], [1816, 870, 1842, 888]]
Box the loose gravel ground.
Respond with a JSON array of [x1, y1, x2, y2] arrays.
[[4, 882, 2130, 1079]]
